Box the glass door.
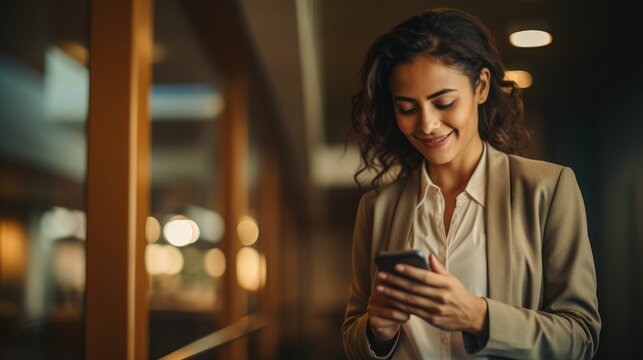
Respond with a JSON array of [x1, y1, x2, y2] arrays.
[[0, 0, 89, 358]]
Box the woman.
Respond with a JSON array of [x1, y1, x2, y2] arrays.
[[342, 8, 600, 359]]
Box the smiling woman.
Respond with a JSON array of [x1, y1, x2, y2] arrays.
[[390, 57, 488, 169], [343, 8, 600, 360], [351, 9, 530, 190]]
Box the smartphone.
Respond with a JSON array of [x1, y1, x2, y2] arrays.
[[374, 249, 430, 273]]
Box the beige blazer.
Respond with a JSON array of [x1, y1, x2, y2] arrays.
[[342, 144, 601, 359]]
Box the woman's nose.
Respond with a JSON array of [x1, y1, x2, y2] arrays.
[[418, 107, 441, 133]]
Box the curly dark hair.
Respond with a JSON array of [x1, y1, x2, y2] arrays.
[[351, 8, 530, 189]]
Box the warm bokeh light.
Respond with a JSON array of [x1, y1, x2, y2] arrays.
[[236, 247, 266, 291], [509, 30, 552, 48], [163, 217, 200, 247], [237, 216, 259, 246], [164, 219, 192, 246], [185, 205, 225, 243], [146, 216, 161, 243], [504, 70, 533, 89], [54, 240, 85, 291], [146, 244, 184, 275], [0, 219, 28, 283], [204, 248, 226, 278], [146, 244, 163, 275], [187, 220, 200, 242]]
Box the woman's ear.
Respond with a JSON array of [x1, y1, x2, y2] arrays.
[[476, 68, 491, 104]]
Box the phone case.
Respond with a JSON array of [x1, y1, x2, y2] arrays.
[[374, 249, 429, 272]]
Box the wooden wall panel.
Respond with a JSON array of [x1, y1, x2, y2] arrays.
[[86, 0, 152, 358]]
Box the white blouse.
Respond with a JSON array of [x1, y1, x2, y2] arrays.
[[395, 144, 489, 360]]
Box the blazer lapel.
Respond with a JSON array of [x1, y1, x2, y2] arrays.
[[485, 145, 513, 303], [386, 169, 420, 251]]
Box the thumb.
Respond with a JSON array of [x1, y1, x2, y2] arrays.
[[429, 254, 448, 274]]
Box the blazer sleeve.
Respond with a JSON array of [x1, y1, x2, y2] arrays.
[[472, 167, 601, 359], [342, 193, 399, 360]]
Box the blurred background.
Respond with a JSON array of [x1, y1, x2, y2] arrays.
[[0, 0, 641, 359]]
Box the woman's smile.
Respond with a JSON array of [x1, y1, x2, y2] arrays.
[[414, 130, 455, 148]]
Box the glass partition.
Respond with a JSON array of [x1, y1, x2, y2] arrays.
[[147, 0, 226, 357], [0, 0, 89, 358]]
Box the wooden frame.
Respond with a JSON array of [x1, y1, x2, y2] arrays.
[[84, 1, 288, 358], [85, 0, 152, 358]]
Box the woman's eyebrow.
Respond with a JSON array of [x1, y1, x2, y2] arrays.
[[393, 88, 457, 102]]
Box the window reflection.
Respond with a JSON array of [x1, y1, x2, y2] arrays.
[[148, 0, 225, 357], [0, 0, 89, 357]]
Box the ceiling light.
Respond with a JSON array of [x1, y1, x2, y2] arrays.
[[504, 70, 533, 89], [509, 30, 552, 48]]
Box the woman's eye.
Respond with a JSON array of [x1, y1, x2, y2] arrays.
[[434, 101, 455, 110], [398, 108, 417, 115]]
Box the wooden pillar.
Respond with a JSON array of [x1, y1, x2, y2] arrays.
[[221, 73, 249, 359], [259, 146, 281, 359], [85, 0, 152, 359]]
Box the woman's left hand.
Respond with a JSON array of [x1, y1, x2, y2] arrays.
[[375, 254, 488, 336]]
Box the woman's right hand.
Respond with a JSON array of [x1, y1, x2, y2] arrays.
[[367, 272, 411, 343]]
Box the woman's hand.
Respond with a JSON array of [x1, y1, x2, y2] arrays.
[[366, 275, 410, 343], [376, 255, 488, 335]]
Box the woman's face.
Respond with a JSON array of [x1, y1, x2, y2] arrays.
[[389, 56, 489, 169]]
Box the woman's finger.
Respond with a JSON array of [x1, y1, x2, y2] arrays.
[[367, 303, 410, 324], [377, 271, 446, 298], [427, 254, 448, 274], [392, 263, 450, 287], [375, 286, 442, 325], [376, 284, 440, 312]]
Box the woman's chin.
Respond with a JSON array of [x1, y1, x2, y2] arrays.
[[420, 151, 454, 166]]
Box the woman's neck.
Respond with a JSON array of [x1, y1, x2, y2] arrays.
[[427, 138, 484, 195]]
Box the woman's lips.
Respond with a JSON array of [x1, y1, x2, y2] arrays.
[[415, 130, 454, 149]]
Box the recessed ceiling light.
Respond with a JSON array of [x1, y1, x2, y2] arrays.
[[509, 30, 552, 48], [504, 70, 533, 88]]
